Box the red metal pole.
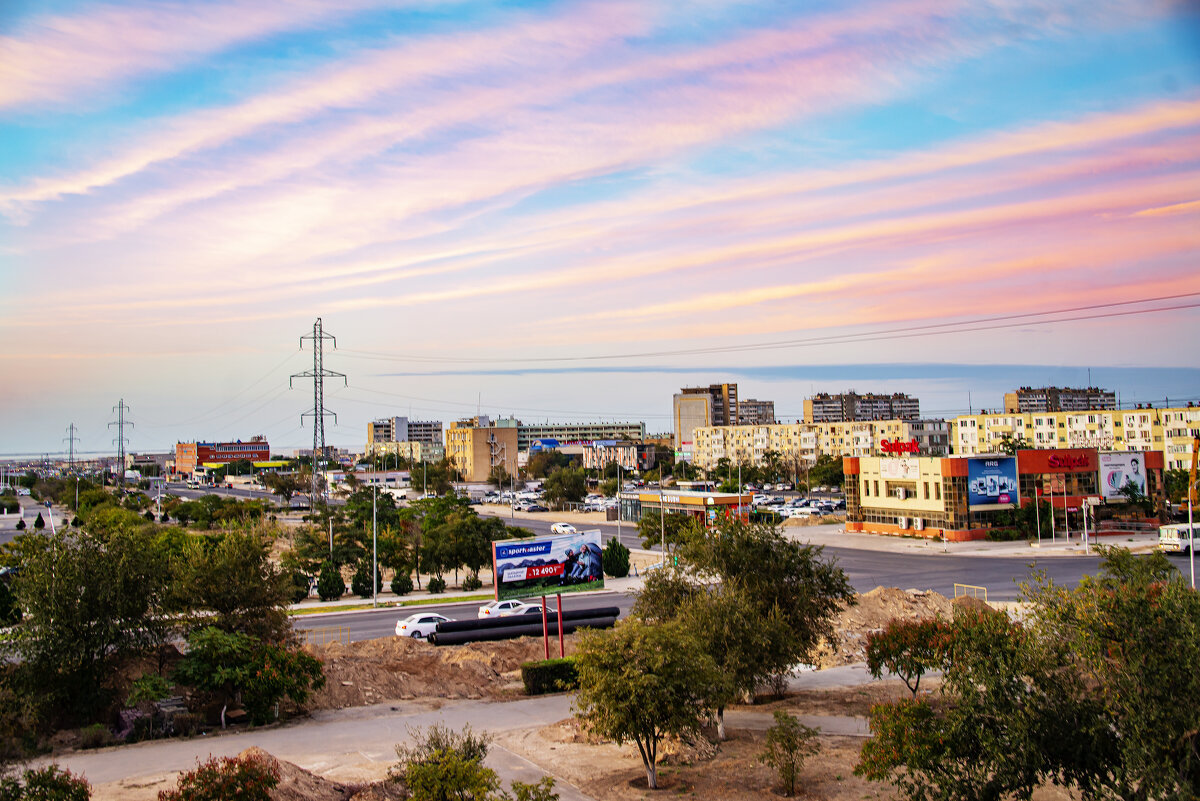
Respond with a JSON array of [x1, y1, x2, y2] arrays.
[[541, 595, 549, 660], [557, 593, 565, 658]]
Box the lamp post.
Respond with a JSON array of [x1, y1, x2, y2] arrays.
[[1188, 480, 1197, 590], [373, 464, 378, 608], [659, 483, 666, 566], [616, 462, 622, 546]]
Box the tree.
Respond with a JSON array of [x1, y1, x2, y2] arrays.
[[171, 627, 254, 729], [390, 724, 496, 801], [573, 619, 716, 789], [996, 434, 1033, 455], [350, 559, 383, 598], [316, 560, 344, 601], [261, 472, 303, 505], [1117, 478, 1156, 516], [806, 453, 844, 489], [171, 529, 293, 643], [0, 765, 91, 801], [856, 547, 1200, 801], [32, 513, 44, 530], [5, 527, 173, 721], [487, 464, 511, 487], [524, 450, 572, 479], [542, 467, 586, 510], [600, 538, 629, 578], [758, 710, 819, 797], [635, 510, 700, 553], [865, 618, 952, 697]]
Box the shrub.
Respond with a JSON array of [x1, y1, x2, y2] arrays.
[[1, 765, 91, 801], [78, 723, 114, 749], [70, 516, 81, 527], [350, 561, 383, 599], [389, 724, 499, 799], [288, 570, 310, 604], [521, 658, 578, 695], [33, 513, 45, 530], [986, 527, 1024, 542], [865, 618, 952, 697], [427, 576, 446, 594], [316, 561, 344, 602], [143, 511, 155, 522], [158, 754, 279, 801], [461, 573, 483, 592], [758, 709, 819, 797], [125, 674, 170, 707], [390, 572, 413, 596], [159, 512, 169, 523], [601, 538, 630, 578], [15, 519, 25, 531]]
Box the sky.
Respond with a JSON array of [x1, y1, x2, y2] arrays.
[[1, 0, 1199, 458]]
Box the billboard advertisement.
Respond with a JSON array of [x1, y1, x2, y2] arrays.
[[967, 456, 1019, 509], [492, 530, 604, 601], [880, 457, 920, 481], [1100, 452, 1147, 500]]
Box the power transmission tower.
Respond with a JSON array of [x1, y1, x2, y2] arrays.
[[108, 399, 133, 489], [63, 423, 79, 473], [290, 318, 345, 504]]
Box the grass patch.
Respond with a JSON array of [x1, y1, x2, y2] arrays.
[[288, 593, 495, 616]]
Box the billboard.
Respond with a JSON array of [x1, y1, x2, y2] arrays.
[[967, 456, 1019, 509], [492, 530, 605, 601], [1100, 452, 1147, 500], [880, 457, 920, 481]]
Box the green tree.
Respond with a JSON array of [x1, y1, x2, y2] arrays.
[[1117, 478, 1157, 516], [171, 529, 293, 643], [390, 724, 497, 801], [350, 559, 383, 598], [6, 528, 173, 721], [600, 538, 629, 578], [806, 453, 844, 489], [261, 471, 304, 505], [573, 619, 716, 789], [524, 450, 572, 480], [171, 627, 254, 729], [758, 710, 819, 797], [32, 513, 44, 530], [542, 467, 586, 510], [865, 618, 952, 697], [0, 765, 91, 801], [635, 510, 700, 553], [996, 434, 1033, 455], [316, 560, 344, 601], [487, 464, 511, 487]]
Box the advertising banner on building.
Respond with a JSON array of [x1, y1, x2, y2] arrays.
[[880, 457, 920, 481], [1100, 452, 1148, 500], [967, 456, 1019, 509], [492, 530, 604, 601]]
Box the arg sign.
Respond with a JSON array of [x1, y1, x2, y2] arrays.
[[967, 456, 1019, 510], [492, 530, 604, 601]]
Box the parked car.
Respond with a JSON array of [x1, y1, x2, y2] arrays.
[[551, 522, 578, 535], [478, 600, 528, 618], [526, 504, 549, 513], [395, 612, 450, 638], [510, 602, 544, 617]]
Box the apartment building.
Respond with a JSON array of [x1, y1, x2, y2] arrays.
[[803, 392, 920, 423], [174, 437, 270, 476], [1003, 386, 1116, 414], [445, 419, 519, 483], [690, 418, 947, 471], [738, 398, 776, 425]]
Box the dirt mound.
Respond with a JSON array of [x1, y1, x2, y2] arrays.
[[308, 634, 580, 710], [813, 587, 955, 668], [237, 746, 351, 801]]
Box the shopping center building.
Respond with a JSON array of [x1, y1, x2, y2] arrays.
[[845, 448, 1163, 542], [617, 488, 754, 528]]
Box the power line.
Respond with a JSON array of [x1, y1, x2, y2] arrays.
[[337, 291, 1200, 366], [63, 423, 78, 472], [107, 400, 133, 489]]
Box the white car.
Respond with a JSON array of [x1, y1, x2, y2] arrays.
[[395, 612, 450, 638], [478, 599, 528, 618], [551, 522, 577, 535]]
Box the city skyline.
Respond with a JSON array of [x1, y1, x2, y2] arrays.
[[2, 0, 1199, 455]]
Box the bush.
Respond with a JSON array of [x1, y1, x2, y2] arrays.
[[125, 674, 170, 707], [986, 527, 1024, 542], [461, 573, 483, 592], [316, 561, 344, 602], [70, 516, 81, 527], [521, 658, 578, 695], [427, 576, 446, 594], [288, 570, 310, 604], [33, 513, 45, 530], [15, 519, 25, 531], [159, 512, 169, 523], [601, 538, 630, 578], [758, 709, 819, 797], [390, 572, 413, 596], [350, 561, 383, 599], [865, 618, 952, 697], [143, 511, 155, 522], [158, 754, 279, 801], [389, 724, 500, 800], [0, 765, 91, 801], [78, 723, 114, 749]]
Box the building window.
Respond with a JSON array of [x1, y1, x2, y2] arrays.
[[874, 480, 880, 496], [923, 482, 929, 500], [935, 483, 941, 500]]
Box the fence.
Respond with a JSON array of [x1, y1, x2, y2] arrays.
[[953, 583, 988, 603], [299, 625, 351, 647]]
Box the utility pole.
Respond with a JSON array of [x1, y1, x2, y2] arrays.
[[108, 399, 133, 491], [63, 423, 79, 473], [291, 318, 346, 506]]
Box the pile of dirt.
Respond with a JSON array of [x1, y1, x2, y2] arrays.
[[239, 747, 351, 801], [813, 587, 955, 668], [307, 634, 580, 710]]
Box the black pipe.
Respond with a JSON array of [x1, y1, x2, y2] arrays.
[[430, 615, 616, 646], [434, 606, 620, 634]]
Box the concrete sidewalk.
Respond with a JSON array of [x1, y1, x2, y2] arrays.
[[789, 524, 1160, 558]]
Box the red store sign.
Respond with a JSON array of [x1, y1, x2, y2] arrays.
[[1018, 448, 1097, 474], [880, 438, 919, 454]]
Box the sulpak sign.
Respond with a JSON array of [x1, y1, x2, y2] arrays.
[[880, 438, 919, 455]]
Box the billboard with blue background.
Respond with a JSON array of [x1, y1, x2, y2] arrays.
[[967, 456, 1019, 509], [492, 530, 604, 601]]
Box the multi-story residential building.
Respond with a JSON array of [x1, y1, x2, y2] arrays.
[[690, 418, 947, 472], [445, 418, 519, 483], [175, 437, 270, 476], [514, 421, 645, 452], [949, 405, 1197, 467], [803, 392, 920, 423], [673, 392, 712, 462], [681, 384, 738, 425], [367, 416, 442, 449], [738, 398, 775, 425], [1003, 386, 1116, 414]]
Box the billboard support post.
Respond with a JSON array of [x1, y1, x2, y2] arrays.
[[541, 598, 550, 660], [557, 593, 565, 658]]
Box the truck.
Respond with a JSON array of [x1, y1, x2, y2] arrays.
[[1158, 523, 1196, 554]]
